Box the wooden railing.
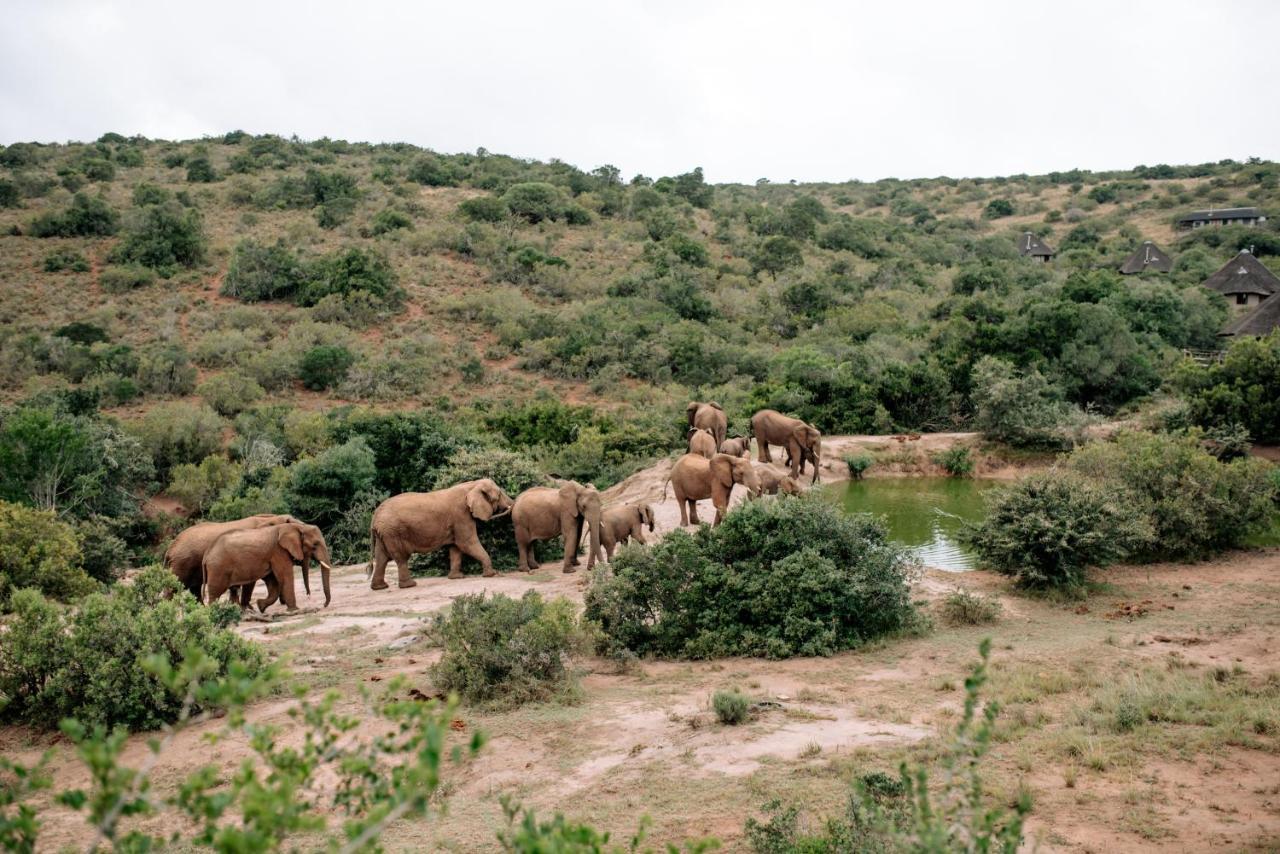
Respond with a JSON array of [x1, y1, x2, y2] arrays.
[[1181, 348, 1226, 366]]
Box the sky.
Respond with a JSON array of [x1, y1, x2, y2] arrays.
[[1, 0, 1277, 184]]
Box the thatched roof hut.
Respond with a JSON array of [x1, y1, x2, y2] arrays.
[[1017, 232, 1055, 262], [1177, 207, 1266, 229], [1202, 250, 1280, 311], [1220, 294, 1280, 337], [1119, 241, 1172, 275]]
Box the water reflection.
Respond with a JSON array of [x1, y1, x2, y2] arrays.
[[829, 477, 996, 572]]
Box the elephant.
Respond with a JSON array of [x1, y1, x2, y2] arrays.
[[165, 513, 300, 602], [664, 452, 762, 526], [591, 502, 655, 561], [202, 521, 332, 611], [719, 436, 750, 458], [755, 465, 801, 496], [368, 479, 514, 588], [687, 427, 717, 459], [686, 401, 727, 449], [751, 409, 822, 484], [512, 481, 603, 574]]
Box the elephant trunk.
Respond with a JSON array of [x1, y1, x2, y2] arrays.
[[810, 447, 821, 484], [586, 508, 601, 572], [316, 543, 332, 607], [301, 556, 312, 596]]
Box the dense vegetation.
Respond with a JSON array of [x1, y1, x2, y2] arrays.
[[585, 495, 917, 659]]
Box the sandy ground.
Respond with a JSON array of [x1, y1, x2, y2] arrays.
[[5, 436, 1279, 851]]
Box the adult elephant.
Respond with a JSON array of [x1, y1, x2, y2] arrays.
[[368, 479, 514, 588], [719, 436, 750, 458], [165, 513, 300, 601], [751, 409, 822, 484], [664, 452, 762, 526], [203, 521, 332, 611], [687, 427, 717, 459], [512, 481, 602, 574], [593, 502, 655, 561], [686, 401, 727, 449]]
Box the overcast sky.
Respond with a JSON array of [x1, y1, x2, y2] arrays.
[[2, 0, 1277, 184]]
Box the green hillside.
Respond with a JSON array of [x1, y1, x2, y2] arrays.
[[1, 133, 1277, 558]]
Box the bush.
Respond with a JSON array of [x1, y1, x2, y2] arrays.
[[0, 178, 20, 208], [134, 343, 196, 394], [983, 198, 1014, 218], [370, 207, 412, 235], [712, 689, 750, 725], [111, 201, 206, 272], [299, 344, 356, 390], [197, 371, 265, 416], [963, 471, 1152, 589], [971, 357, 1080, 449], [502, 182, 564, 224], [844, 453, 873, 479], [98, 263, 156, 293], [166, 454, 242, 515], [1067, 431, 1278, 561], [0, 501, 93, 609], [0, 567, 264, 730], [1176, 333, 1280, 444], [221, 239, 306, 302], [128, 402, 226, 479], [938, 588, 1001, 626], [72, 515, 131, 584], [185, 155, 218, 183], [458, 195, 509, 223], [427, 591, 587, 707], [285, 437, 377, 534], [29, 192, 120, 237], [42, 248, 89, 273], [585, 495, 916, 659], [751, 236, 804, 277], [295, 247, 402, 309], [934, 446, 974, 477]]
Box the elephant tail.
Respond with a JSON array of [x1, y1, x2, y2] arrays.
[[366, 530, 378, 579]]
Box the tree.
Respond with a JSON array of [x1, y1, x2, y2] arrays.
[[751, 235, 804, 277], [1176, 332, 1280, 443], [299, 345, 356, 390], [502, 182, 565, 224], [29, 193, 120, 237], [111, 201, 206, 272], [983, 198, 1014, 218]]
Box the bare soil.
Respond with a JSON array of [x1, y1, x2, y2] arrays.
[[6, 443, 1279, 852]]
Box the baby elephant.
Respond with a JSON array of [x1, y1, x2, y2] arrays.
[[687, 427, 717, 459], [756, 466, 802, 496], [719, 436, 750, 458], [593, 502, 656, 561]]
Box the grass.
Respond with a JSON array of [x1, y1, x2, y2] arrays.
[[938, 588, 1002, 626]]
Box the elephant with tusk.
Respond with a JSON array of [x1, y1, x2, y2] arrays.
[[751, 409, 822, 484], [165, 513, 302, 602], [202, 521, 332, 611], [512, 480, 602, 574]]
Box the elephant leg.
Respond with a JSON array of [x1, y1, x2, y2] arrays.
[[456, 534, 496, 577], [759, 441, 772, 463], [447, 545, 464, 580], [205, 573, 230, 608], [257, 575, 280, 612], [237, 584, 253, 609], [516, 527, 536, 573], [370, 535, 391, 590], [394, 550, 415, 588], [787, 439, 802, 479], [564, 516, 582, 568], [687, 499, 700, 525]]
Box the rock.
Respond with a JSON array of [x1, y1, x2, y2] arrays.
[[387, 635, 417, 650]]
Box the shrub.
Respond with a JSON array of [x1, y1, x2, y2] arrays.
[[585, 495, 916, 659], [111, 201, 206, 272], [983, 198, 1014, 218], [285, 437, 377, 534], [0, 567, 264, 730], [971, 356, 1080, 449], [54, 321, 109, 345], [131, 182, 170, 206], [407, 154, 458, 186], [751, 235, 804, 277], [963, 471, 1152, 589], [1176, 332, 1280, 444], [198, 371, 265, 416], [0, 178, 20, 208], [843, 453, 874, 479], [42, 248, 89, 273], [458, 195, 509, 222], [221, 239, 306, 302], [712, 689, 750, 725], [185, 155, 218, 183], [938, 588, 1001, 626], [295, 247, 402, 309], [935, 446, 974, 477], [1067, 431, 1278, 561], [98, 262, 156, 293], [128, 402, 225, 479], [427, 591, 587, 707], [72, 515, 131, 584], [0, 501, 93, 609], [502, 182, 564, 223], [134, 343, 196, 394], [29, 193, 120, 237], [370, 207, 412, 235], [167, 454, 242, 515], [299, 344, 356, 390]]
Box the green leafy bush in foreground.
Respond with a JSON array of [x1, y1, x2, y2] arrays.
[[585, 494, 916, 659], [428, 591, 589, 708], [963, 471, 1151, 590], [0, 500, 94, 609], [0, 567, 263, 730]]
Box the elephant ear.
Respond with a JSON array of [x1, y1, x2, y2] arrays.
[[467, 485, 494, 521], [278, 525, 305, 563], [643, 505, 655, 530], [709, 455, 734, 489], [685, 402, 699, 428]]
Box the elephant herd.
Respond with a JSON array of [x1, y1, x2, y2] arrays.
[[164, 403, 821, 613]]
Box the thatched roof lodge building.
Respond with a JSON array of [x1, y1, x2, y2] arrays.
[[1201, 249, 1280, 311], [1119, 241, 1172, 274], [1221, 294, 1280, 337], [1017, 231, 1055, 262], [1177, 207, 1266, 230]]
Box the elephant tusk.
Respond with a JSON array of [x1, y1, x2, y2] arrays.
[[319, 561, 332, 571]]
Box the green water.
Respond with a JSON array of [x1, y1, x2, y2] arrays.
[[829, 477, 996, 571]]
